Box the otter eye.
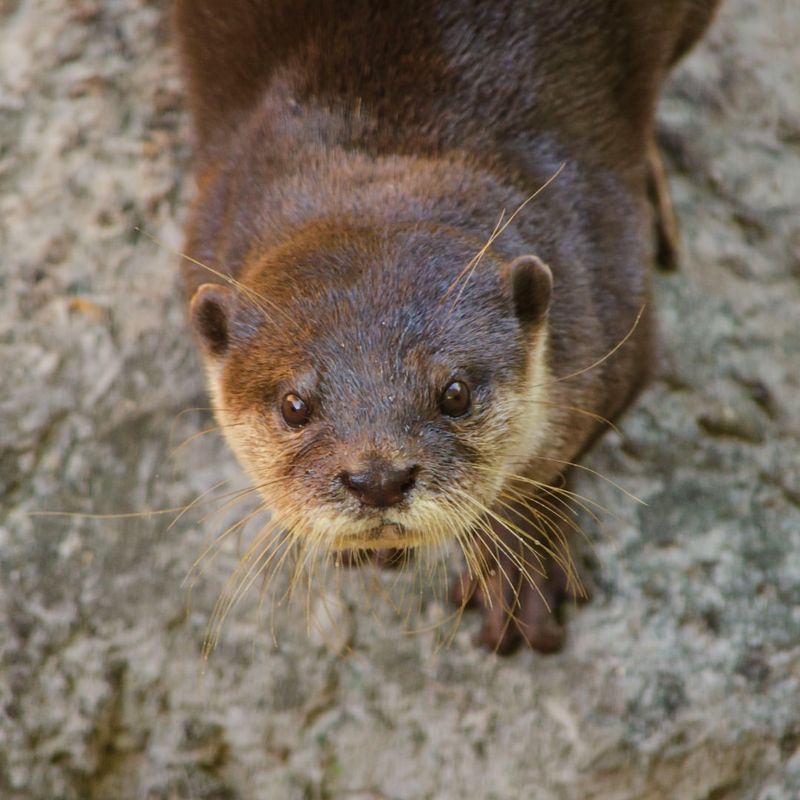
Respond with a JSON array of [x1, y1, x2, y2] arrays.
[[280, 393, 310, 428], [440, 380, 471, 417]]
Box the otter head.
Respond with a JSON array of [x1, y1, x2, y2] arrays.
[[189, 222, 552, 554]]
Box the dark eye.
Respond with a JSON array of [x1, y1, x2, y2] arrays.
[[280, 393, 310, 428], [440, 380, 471, 417]]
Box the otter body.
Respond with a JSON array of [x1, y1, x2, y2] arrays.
[[174, 0, 720, 653]]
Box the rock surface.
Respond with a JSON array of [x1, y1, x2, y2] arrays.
[[1, 1, 799, 798]]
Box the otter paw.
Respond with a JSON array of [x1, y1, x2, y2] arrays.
[[452, 555, 591, 656]]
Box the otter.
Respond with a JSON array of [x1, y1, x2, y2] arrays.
[[173, 0, 721, 654]]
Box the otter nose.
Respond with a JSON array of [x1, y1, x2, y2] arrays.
[[340, 462, 418, 508]]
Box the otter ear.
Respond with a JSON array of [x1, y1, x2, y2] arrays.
[[509, 254, 552, 326], [189, 283, 237, 357]]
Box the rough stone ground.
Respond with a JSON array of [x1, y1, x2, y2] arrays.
[[1, 1, 799, 798]]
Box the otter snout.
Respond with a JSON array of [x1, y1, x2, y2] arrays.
[[340, 460, 418, 508]]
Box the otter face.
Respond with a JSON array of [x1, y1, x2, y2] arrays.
[[189, 224, 553, 553]]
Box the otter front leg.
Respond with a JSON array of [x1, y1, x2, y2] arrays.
[[452, 488, 591, 655]]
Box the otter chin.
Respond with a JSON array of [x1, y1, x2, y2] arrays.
[[331, 524, 416, 552], [175, 0, 721, 653]]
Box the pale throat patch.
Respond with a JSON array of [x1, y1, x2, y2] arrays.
[[499, 328, 552, 477]]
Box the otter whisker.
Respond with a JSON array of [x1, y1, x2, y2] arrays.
[[167, 478, 230, 533], [264, 528, 302, 644], [138, 228, 304, 333], [28, 507, 189, 521], [303, 536, 324, 637], [187, 499, 274, 585], [491, 494, 577, 583], [286, 537, 311, 604], [307, 542, 349, 655], [204, 518, 286, 655], [499, 482, 583, 533], [209, 515, 283, 620], [441, 162, 566, 314], [195, 475, 288, 527], [471, 521, 547, 646], [469, 517, 533, 616], [473, 464, 620, 525], [497, 485, 587, 562], [169, 422, 250, 458], [306, 532, 338, 639], [453, 489, 549, 579], [500, 495, 584, 600], [521, 398, 622, 436], [455, 492, 568, 636], [526, 454, 646, 506], [510, 472, 623, 529], [438, 529, 484, 645], [530, 484, 603, 529], [215, 515, 305, 644], [532, 305, 646, 391], [443, 495, 494, 604], [440, 208, 506, 307], [497, 489, 587, 591], [213, 507, 293, 605], [481, 470, 603, 552], [171, 405, 241, 419]]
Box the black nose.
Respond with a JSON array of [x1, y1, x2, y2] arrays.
[[340, 462, 418, 508]]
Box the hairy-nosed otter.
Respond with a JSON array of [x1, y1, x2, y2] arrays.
[[173, 0, 721, 654]]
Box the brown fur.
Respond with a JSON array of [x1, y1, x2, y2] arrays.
[[174, 0, 721, 653]]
